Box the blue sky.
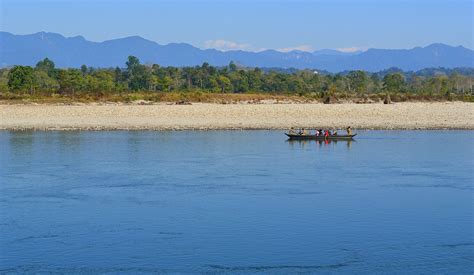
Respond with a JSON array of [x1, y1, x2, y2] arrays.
[[0, 0, 472, 52]]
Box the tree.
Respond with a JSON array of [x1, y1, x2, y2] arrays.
[[125, 56, 152, 90], [156, 75, 172, 91], [58, 69, 85, 94], [128, 68, 151, 90], [126, 56, 141, 73], [208, 77, 220, 92], [331, 74, 347, 93], [33, 70, 59, 90], [247, 68, 263, 91], [409, 75, 424, 94], [217, 75, 231, 92], [182, 67, 194, 90], [229, 61, 237, 72], [81, 65, 88, 76], [426, 75, 449, 95], [228, 70, 243, 92], [347, 70, 368, 93], [0, 69, 9, 92], [35, 58, 56, 77], [8, 66, 35, 92], [369, 73, 382, 93], [114, 67, 123, 83], [288, 75, 305, 93], [383, 73, 405, 92], [85, 70, 115, 92]]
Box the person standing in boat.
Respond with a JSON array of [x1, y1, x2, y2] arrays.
[[346, 126, 352, 135]]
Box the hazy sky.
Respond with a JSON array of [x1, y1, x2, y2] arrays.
[[0, 0, 472, 52]]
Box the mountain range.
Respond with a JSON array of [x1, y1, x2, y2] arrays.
[[1, 31, 473, 72]]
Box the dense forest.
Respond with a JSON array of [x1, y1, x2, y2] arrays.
[[1, 56, 473, 102]]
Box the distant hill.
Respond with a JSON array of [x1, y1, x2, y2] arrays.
[[1, 31, 473, 72]]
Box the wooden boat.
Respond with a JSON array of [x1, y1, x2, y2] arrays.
[[285, 133, 357, 140]]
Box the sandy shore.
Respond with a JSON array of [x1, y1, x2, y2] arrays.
[[0, 102, 473, 130]]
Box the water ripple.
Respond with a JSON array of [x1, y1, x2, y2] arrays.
[[206, 260, 361, 271]]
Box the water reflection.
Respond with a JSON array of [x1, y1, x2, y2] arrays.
[[287, 139, 353, 150], [7, 131, 35, 158]]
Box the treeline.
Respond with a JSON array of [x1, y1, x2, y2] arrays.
[[1, 56, 473, 97]]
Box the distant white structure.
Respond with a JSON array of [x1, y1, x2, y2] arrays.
[[313, 70, 319, 74]]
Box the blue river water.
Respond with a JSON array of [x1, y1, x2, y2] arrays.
[[0, 130, 473, 273]]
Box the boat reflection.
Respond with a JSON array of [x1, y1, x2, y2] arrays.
[[287, 138, 354, 149]]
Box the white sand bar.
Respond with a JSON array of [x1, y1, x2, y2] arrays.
[[1, 102, 473, 130]]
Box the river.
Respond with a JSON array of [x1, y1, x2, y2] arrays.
[[0, 130, 473, 273]]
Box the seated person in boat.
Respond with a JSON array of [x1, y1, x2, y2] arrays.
[[296, 128, 307, 135], [315, 129, 320, 136], [289, 127, 296, 134], [333, 130, 338, 136]]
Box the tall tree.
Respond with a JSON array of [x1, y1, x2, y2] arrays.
[[126, 56, 141, 73], [81, 65, 88, 76], [229, 61, 237, 72], [35, 58, 56, 77], [125, 56, 151, 90]]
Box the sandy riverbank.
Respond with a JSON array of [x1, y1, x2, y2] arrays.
[[0, 102, 473, 130]]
